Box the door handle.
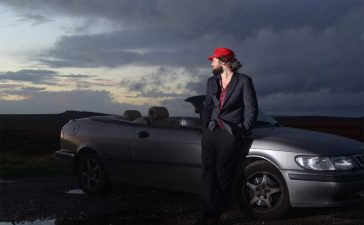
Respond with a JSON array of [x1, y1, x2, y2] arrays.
[[137, 131, 149, 139]]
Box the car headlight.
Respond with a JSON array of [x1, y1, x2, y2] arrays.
[[330, 156, 358, 170], [295, 156, 358, 171]]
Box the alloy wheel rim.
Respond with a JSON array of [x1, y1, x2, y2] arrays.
[[80, 158, 101, 190], [244, 172, 283, 210]]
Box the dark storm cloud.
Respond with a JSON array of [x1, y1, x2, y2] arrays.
[[0, 0, 160, 26], [0, 70, 58, 84], [72, 79, 115, 89], [0, 70, 104, 88], [185, 8, 364, 115], [16, 13, 52, 26], [1, 0, 363, 116], [37, 30, 209, 68], [0, 86, 45, 96], [57, 74, 94, 78], [0, 89, 149, 114], [0, 83, 23, 89], [3, 0, 362, 69], [120, 67, 187, 98], [71, 17, 98, 33], [241, 8, 364, 98], [259, 89, 364, 117], [21, 86, 45, 91], [2, 0, 361, 34]]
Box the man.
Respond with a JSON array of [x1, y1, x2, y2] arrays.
[[195, 47, 258, 225]]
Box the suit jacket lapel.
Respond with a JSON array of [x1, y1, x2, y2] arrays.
[[221, 73, 239, 110], [212, 74, 221, 104]]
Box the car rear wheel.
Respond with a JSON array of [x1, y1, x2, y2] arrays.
[[77, 152, 110, 196], [233, 160, 290, 220]]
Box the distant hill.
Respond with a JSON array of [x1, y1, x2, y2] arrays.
[[274, 115, 364, 122], [273, 116, 363, 143], [0, 110, 110, 125], [0, 110, 109, 119], [273, 115, 364, 126], [0, 111, 110, 155], [58, 110, 111, 120]]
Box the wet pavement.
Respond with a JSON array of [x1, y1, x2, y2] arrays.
[[0, 176, 363, 225]]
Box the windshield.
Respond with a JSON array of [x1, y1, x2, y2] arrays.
[[255, 111, 280, 127]]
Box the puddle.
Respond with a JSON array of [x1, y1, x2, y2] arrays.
[[65, 189, 84, 195], [0, 219, 55, 225]]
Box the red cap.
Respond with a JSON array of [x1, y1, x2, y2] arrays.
[[208, 47, 235, 61]]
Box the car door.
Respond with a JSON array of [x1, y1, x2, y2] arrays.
[[133, 125, 202, 193], [86, 119, 138, 184]]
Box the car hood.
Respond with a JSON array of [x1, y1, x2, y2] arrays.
[[252, 127, 364, 155]]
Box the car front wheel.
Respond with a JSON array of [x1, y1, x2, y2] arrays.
[[77, 152, 110, 196], [233, 160, 290, 220]]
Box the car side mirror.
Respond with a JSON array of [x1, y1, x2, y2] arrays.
[[180, 118, 201, 129]]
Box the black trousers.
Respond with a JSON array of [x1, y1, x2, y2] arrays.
[[200, 127, 250, 220]]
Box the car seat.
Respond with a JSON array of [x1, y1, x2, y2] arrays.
[[122, 110, 142, 121]]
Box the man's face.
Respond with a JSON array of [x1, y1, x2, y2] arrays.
[[211, 58, 223, 76]]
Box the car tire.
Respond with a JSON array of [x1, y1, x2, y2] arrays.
[[233, 160, 290, 220], [77, 152, 110, 196]]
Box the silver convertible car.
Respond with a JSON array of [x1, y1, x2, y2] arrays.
[[55, 96, 364, 220]]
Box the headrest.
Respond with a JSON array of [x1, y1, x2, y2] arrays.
[[123, 110, 142, 121], [148, 107, 169, 120]]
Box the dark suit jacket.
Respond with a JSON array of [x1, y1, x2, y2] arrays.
[[201, 72, 259, 137]]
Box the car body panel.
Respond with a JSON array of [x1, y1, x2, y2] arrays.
[[55, 105, 364, 207], [282, 169, 364, 207], [251, 127, 363, 155], [133, 127, 201, 188], [73, 118, 139, 183]]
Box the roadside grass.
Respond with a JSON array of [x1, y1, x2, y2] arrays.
[[0, 152, 72, 178]]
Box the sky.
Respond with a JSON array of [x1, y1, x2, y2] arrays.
[[0, 0, 363, 117]]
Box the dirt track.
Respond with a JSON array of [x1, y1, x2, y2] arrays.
[[0, 176, 363, 225]]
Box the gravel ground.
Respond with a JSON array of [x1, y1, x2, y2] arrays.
[[0, 176, 363, 225]]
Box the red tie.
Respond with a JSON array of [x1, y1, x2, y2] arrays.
[[217, 88, 227, 128]]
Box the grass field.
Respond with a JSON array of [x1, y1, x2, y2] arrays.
[[0, 153, 68, 178], [0, 111, 105, 178], [0, 111, 363, 178]]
